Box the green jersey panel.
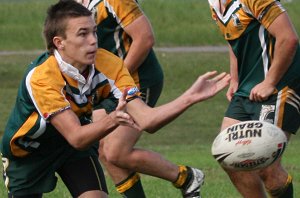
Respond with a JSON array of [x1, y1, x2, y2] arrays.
[[93, 0, 164, 89], [209, 0, 300, 97]]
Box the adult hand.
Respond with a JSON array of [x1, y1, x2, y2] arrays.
[[185, 71, 231, 102], [249, 81, 276, 102]]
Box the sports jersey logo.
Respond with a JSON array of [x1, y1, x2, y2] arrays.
[[231, 157, 269, 169], [126, 87, 139, 96], [259, 105, 275, 124]]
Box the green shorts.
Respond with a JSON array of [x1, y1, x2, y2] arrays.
[[2, 136, 107, 196], [225, 92, 300, 134]]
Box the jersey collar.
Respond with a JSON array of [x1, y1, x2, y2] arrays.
[[54, 50, 95, 88]]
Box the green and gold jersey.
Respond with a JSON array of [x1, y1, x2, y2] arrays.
[[1, 49, 137, 158], [209, 0, 300, 96], [87, 0, 163, 89]]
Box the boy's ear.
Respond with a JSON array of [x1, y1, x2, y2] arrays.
[[53, 36, 65, 50]]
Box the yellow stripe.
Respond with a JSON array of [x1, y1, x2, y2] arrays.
[[268, 174, 293, 197], [268, 34, 274, 62], [95, 1, 107, 24], [286, 174, 293, 185], [173, 165, 188, 188], [276, 87, 289, 129], [89, 156, 103, 190], [116, 173, 140, 193], [10, 112, 39, 157]]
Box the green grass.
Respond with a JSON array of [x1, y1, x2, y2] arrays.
[[0, 0, 56, 50], [1, 0, 300, 197], [1, 52, 300, 198], [0, 0, 299, 50]]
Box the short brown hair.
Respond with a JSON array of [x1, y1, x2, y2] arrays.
[[43, 0, 92, 54]]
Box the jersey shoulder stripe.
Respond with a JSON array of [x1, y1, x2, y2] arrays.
[[209, 0, 285, 40]]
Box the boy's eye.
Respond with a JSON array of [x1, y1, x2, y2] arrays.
[[79, 32, 88, 36]]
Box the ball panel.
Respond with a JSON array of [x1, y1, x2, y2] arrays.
[[211, 121, 287, 171]]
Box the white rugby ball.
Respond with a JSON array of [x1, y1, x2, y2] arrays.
[[211, 121, 287, 171]]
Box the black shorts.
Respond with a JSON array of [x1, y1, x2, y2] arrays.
[[57, 154, 108, 197]]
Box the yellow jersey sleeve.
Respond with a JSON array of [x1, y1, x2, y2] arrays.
[[96, 0, 143, 28], [28, 57, 70, 120], [95, 48, 140, 100], [243, 0, 285, 29]]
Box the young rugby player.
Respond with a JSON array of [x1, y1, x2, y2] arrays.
[[0, 1, 230, 197]]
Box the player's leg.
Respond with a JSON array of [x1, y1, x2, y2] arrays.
[[98, 126, 146, 197], [98, 125, 176, 197], [221, 117, 268, 198], [98, 125, 204, 197], [258, 85, 300, 198], [91, 102, 143, 197], [94, 83, 204, 197], [259, 153, 293, 198], [57, 154, 109, 198]]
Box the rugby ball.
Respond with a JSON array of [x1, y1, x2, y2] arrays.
[[211, 121, 287, 171]]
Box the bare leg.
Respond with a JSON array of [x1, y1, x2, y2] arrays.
[[99, 125, 179, 184], [259, 132, 291, 196], [221, 117, 267, 198], [225, 169, 267, 198], [93, 109, 179, 183], [260, 158, 289, 190], [221, 118, 292, 198]]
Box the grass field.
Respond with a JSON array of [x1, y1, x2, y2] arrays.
[[0, 0, 299, 50], [1, 0, 300, 197], [1, 51, 300, 197]]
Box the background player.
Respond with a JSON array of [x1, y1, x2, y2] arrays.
[[208, 0, 300, 197], [76, 0, 208, 197]]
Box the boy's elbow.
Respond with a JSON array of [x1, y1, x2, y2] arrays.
[[142, 33, 155, 49], [68, 136, 89, 150], [286, 33, 299, 51], [148, 35, 155, 48], [290, 36, 299, 50]]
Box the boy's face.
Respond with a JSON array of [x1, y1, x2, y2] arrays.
[[57, 16, 97, 68]]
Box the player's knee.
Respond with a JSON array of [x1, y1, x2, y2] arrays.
[[105, 151, 128, 167], [99, 140, 131, 166], [101, 146, 126, 166]]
